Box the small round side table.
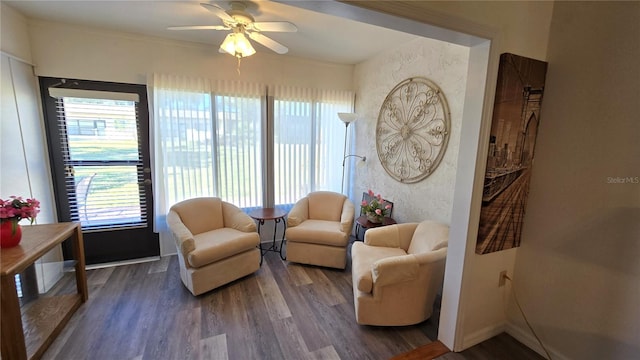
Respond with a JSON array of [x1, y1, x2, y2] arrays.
[[354, 215, 397, 241], [248, 208, 287, 264]]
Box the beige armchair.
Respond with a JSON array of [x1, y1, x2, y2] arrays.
[[285, 191, 355, 269], [351, 220, 449, 326], [167, 197, 260, 296]]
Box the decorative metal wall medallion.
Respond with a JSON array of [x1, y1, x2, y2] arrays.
[[376, 77, 451, 183]]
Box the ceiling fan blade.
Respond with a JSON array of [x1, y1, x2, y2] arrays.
[[168, 25, 229, 31], [251, 21, 297, 33], [200, 3, 235, 23], [248, 32, 288, 54]]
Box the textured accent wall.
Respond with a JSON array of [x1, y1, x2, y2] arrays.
[[353, 37, 469, 224]]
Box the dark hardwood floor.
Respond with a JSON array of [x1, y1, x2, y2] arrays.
[[42, 243, 438, 360], [436, 332, 545, 360], [40, 240, 543, 360]]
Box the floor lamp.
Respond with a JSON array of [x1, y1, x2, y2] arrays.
[[338, 113, 366, 194]]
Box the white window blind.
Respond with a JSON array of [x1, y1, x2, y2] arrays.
[[150, 74, 215, 232], [272, 86, 354, 209], [55, 96, 146, 230], [213, 81, 264, 209], [149, 74, 353, 231]]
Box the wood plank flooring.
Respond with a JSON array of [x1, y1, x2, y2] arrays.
[[435, 332, 545, 360], [39, 242, 544, 360], [41, 246, 438, 360]]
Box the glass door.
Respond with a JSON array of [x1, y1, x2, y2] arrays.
[[40, 77, 158, 265]]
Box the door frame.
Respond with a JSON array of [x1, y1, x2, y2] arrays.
[[39, 77, 159, 264]]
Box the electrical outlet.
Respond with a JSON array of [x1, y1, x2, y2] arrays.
[[498, 270, 507, 287]]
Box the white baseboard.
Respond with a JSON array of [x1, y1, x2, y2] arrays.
[[86, 256, 160, 270], [462, 324, 506, 349], [506, 321, 570, 360]]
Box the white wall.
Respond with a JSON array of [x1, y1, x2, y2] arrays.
[[508, 2, 640, 359], [348, 1, 554, 351], [1, 3, 32, 61], [418, 2, 554, 349], [1, 3, 62, 291], [352, 37, 469, 224], [28, 19, 353, 89], [1, 3, 56, 224], [23, 18, 356, 255]]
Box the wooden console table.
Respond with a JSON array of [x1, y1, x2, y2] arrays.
[[1, 223, 88, 360]]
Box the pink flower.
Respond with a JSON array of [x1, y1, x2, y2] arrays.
[[368, 189, 374, 197], [361, 200, 368, 206], [385, 204, 392, 210], [375, 209, 382, 215], [0, 207, 16, 218], [0, 196, 40, 223]]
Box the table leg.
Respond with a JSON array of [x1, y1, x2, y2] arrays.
[[355, 223, 362, 241], [257, 219, 266, 266], [274, 217, 287, 260], [1, 275, 27, 360], [72, 225, 88, 302]]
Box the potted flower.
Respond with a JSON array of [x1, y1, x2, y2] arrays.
[[361, 190, 392, 224], [0, 196, 40, 248]]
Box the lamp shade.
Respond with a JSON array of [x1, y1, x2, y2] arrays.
[[338, 112, 358, 124], [220, 32, 256, 58]]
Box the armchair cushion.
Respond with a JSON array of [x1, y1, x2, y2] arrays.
[[285, 220, 348, 247], [188, 227, 260, 268]]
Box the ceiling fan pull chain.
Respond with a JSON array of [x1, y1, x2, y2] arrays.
[[237, 57, 242, 75]]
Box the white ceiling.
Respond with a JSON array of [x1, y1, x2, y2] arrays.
[[5, 0, 421, 65]]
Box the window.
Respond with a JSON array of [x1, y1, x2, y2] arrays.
[[52, 94, 147, 230], [213, 93, 263, 209], [272, 88, 349, 210], [149, 75, 353, 231]]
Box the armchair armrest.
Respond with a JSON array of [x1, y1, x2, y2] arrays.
[[167, 210, 195, 255], [412, 247, 448, 265], [340, 199, 355, 234], [287, 197, 309, 227], [372, 255, 419, 287], [222, 202, 257, 233], [364, 223, 419, 249]]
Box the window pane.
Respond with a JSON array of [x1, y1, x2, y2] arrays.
[[71, 166, 143, 228], [274, 99, 312, 208], [214, 95, 263, 209], [156, 90, 216, 206], [63, 97, 139, 161], [58, 97, 146, 230]]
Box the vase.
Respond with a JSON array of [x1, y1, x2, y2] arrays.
[[366, 213, 382, 224], [0, 220, 22, 248]]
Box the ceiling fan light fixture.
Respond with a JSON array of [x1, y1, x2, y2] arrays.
[[220, 31, 256, 58]]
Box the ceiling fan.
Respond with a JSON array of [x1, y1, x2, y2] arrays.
[[168, 2, 297, 58]]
